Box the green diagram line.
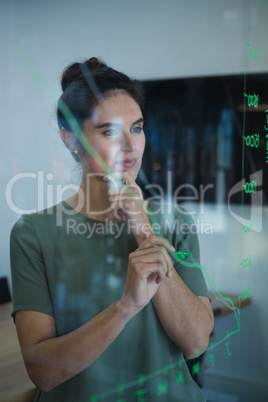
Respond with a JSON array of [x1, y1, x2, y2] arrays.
[[93, 260, 241, 400], [182, 261, 240, 331], [13, 45, 244, 401]]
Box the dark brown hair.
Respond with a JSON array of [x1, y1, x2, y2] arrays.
[[57, 57, 145, 160]]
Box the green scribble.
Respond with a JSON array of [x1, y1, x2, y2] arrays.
[[177, 372, 184, 384], [163, 365, 169, 376], [192, 362, 200, 376], [117, 383, 124, 394], [157, 381, 167, 395], [243, 92, 259, 108], [265, 110, 268, 131], [242, 180, 257, 194], [243, 134, 259, 148], [239, 286, 251, 300], [246, 43, 260, 60], [242, 219, 254, 232], [90, 395, 98, 402], [175, 251, 192, 260], [135, 389, 147, 402], [226, 341, 231, 356], [138, 375, 145, 385], [209, 354, 215, 366], [240, 255, 251, 269]]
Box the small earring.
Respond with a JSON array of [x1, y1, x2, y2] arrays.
[[73, 149, 79, 154]]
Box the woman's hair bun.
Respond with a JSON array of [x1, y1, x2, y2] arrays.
[[85, 57, 107, 73], [61, 62, 81, 92], [57, 56, 145, 147], [61, 58, 107, 92]]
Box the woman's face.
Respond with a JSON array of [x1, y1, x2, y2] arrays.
[[80, 92, 145, 181]]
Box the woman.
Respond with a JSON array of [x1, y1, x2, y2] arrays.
[[10, 58, 214, 401]]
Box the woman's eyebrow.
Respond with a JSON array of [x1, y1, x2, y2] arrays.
[[94, 118, 144, 129], [94, 122, 122, 129], [131, 118, 144, 126]]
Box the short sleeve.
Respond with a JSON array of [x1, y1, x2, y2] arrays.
[[10, 214, 54, 320], [173, 212, 210, 299]]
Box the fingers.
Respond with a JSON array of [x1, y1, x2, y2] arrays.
[[136, 235, 175, 278], [106, 175, 144, 221], [137, 233, 176, 254], [129, 258, 167, 285], [103, 173, 142, 198], [129, 244, 174, 279]]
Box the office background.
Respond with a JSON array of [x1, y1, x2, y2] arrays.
[[1, 0, 268, 401]]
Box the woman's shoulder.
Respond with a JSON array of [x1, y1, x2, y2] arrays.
[[10, 201, 66, 239]]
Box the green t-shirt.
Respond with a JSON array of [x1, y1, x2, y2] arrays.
[[10, 201, 209, 402]]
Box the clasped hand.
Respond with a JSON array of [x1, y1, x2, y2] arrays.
[[121, 234, 175, 314], [103, 173, 175, 313], [104, 172, 152, 243]]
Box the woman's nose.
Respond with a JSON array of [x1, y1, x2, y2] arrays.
[[121, 131, 135, 152]]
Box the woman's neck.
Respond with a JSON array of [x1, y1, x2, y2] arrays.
[[65, 173, 119, 222]]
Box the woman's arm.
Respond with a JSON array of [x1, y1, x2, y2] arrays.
[[108, 173, 214, 357], [15, 301, 131, 392], [152, 270, 214, 357], [15, 234, 173, 392]]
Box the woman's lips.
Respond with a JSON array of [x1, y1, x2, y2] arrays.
[[116, 159, 137, 168]]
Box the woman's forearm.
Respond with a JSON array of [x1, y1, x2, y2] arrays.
[[152, 268, 214, 357], [20, 300, 133, 392]]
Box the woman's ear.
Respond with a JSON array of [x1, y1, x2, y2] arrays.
[[60, 128, 79, 152]]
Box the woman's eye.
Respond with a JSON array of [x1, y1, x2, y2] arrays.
[[104, 130, 113, 136], [104, 129, 120, 137], [131, 126, 143, 133]]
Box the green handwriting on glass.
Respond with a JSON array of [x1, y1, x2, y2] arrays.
[[117, 383, 124, 394], [246, 43, 260, 60], [192, 362, 200, 376], [242, 220, 254, 232], [177, 372, 184, 384], [240, 255, 251, 269], [244, 92, 259, 109], [163, 365, 169, 376], [266, 134, 268, 163], [226, 341, 231, 356], [243, 134, 259, 148], [242, 180, 257, 193], [135, 389, 147, 402], [157, 381, 167, 396], [239, 286, 251, 300], [209, 354, 215, 366], [265, 110, 268, 131]]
